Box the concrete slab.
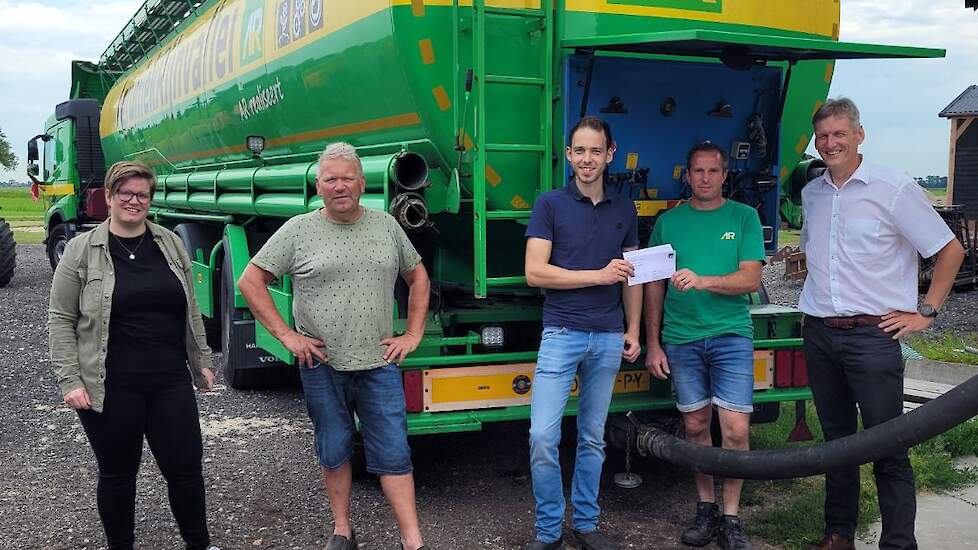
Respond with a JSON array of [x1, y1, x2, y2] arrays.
[[856, 457, 978, 549]]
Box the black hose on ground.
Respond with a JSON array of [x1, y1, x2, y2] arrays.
[[629, 374, 978, 480]]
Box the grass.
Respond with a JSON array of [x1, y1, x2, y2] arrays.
[[778, 229, 801, 248], [906, 333, 978, 366], [0, 187, 46, 222], [744, 402, 978, 549], [0, 188, 46, 245], [926, 187, 948, 206]]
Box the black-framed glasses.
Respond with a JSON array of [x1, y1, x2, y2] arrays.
[[116, 190, 152, 204]]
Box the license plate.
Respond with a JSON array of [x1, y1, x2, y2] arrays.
[[422, 363, 652, 413]]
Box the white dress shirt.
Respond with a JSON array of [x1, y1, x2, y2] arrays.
[[799, 159, 954, 317]]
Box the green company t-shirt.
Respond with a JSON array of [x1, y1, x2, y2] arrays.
[[250, 209, 422, 371], [649, 200, 765, 345]]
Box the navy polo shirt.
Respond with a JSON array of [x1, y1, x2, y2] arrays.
[[525, 181, 639, 332]]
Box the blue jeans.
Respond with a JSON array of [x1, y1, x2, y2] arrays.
[[529, 327, 624, 543], [664, 334, 755, 413], [299, 362, 412, 475]]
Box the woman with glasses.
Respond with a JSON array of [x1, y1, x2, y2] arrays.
[[48, 160, 220, 550]]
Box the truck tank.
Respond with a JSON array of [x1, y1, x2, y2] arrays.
[[93, 0, 846, 294]]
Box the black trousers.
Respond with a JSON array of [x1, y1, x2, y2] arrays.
[[78, 381, 210, 550], [803, 320, 916, 550]]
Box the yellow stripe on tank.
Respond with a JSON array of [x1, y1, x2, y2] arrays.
[[398, 0, 838, 38]]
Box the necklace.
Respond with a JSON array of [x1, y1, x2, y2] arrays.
[[112, 232, 146, 260]]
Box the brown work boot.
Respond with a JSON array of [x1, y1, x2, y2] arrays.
[[808, 533, 855, 550]]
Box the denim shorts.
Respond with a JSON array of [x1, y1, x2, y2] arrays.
[[299, 361, 412, 475], [664, 334, 754, 414]]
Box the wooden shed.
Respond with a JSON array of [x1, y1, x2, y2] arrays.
[[940, 85, 978, 221]]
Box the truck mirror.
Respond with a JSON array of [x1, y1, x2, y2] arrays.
[[27, 163, 39, 177], [27, 140, 38, 162]]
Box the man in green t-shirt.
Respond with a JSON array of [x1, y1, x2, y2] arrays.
[[238, 143, 431, 550], [643, 142, 765, 550]]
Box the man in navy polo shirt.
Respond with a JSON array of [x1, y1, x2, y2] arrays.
[[523, 116, 642, 550]]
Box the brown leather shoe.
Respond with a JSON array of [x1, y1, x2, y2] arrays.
[[808, 533, 855, 550]]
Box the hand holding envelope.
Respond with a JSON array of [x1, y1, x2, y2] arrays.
[[624, 244, 676, 286]]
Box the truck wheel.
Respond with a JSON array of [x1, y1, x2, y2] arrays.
[[0, 218, 15, 287], [219, 244, 290, 389], [47, 223, 70, 270]]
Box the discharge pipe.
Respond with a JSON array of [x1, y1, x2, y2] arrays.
[[629, 374, 978, 480], [390, 192, 430, 231], [361, 151, 429, 192]]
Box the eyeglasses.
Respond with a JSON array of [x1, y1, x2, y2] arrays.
[[116, 190, 152, 205]]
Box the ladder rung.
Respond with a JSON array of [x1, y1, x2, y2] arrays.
[[486, 210, 532, 220], [483, 7, 545, 18], [487, 276, 527, 286], [486, 143, 545, 152], [485, 74, 545, 86]]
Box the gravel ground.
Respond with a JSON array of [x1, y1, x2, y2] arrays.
[[762, 261, 978, 335], [2, 244, 790, 550]]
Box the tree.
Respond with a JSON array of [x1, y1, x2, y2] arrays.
[[0, 127, 17, 171]]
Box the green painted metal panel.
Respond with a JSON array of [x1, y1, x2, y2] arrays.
[[255, 275, 296, 364], [192, 260, 215, 318], [223, 224, 251, 309], [406, 387, 812, 435], [560, 29, 946, 60]]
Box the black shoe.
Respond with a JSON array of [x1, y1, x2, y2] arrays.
[[718, 516, 752, 550], [571, 529, 618, 550], [326, 530, 357, 550], [526, 537, 563, 550], [681, 502, 720, 547]]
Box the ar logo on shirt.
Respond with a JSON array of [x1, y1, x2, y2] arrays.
[[721, 232, 736, 240]]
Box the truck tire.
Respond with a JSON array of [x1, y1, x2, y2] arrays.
[[47, 223, 70, 270], [0, 218, 15, 287], [173, 223, 223, 349], [219, 242, 290, 389]]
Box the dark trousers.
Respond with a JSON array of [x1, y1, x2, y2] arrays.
[[78, 382, 210, 550], [803, 320, 917, 550]]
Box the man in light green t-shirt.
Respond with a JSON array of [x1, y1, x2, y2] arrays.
[[238, 143, 430, 550], [643, 142, 765, 550]]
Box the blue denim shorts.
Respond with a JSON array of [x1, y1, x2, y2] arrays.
[[664, 334, 754, 414], [299, 362, 412, 475]]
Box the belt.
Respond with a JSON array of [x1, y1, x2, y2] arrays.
[[806, 314, 883, 329]]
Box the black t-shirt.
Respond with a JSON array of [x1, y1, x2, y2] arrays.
[[105, 233, 190, 387]]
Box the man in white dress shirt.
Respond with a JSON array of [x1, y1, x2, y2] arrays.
[[799, 97, 965, 550]]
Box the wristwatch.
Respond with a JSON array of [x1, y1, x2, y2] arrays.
[[918, 303, 939, 318]]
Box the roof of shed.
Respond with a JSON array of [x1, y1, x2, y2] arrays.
[[940, 85, 978, 118]]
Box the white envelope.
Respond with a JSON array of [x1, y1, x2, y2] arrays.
[[624, 244, 676, 286]]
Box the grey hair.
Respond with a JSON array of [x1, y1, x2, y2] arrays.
[[812, 97, 861, 129], [317, 142, 364, 178]]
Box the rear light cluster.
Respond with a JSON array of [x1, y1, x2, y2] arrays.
[[774, 349, 809, 388], [404, 370, 424, 412]]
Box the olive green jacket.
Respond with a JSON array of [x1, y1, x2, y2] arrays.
[[48, 220, 212, 412]]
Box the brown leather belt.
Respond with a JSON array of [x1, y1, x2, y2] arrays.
[[806, 314, 883, 329]]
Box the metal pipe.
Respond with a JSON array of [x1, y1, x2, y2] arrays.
[[389, 192, 430, 230], [630, 374, 978, 480], [152, 210, 234, 223], [389, 151, 429, 191]]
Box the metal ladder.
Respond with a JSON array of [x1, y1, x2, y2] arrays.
[[470, 0, 555, 298]]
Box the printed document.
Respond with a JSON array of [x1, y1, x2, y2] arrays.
[[624, 244, 676, 286]]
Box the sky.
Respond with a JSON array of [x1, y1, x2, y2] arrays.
[[0, 0, 976, 183]]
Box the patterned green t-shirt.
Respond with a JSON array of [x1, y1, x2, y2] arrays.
[[251, 209, 422, 371], [649, 200, 766, 345]]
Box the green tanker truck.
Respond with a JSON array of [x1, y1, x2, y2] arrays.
[[26, 0, 942, 436]]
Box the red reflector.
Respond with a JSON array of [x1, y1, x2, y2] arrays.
[[403, 370, 424, 412], [774, 350, 793, 388], [792, 350, 809, 387]]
